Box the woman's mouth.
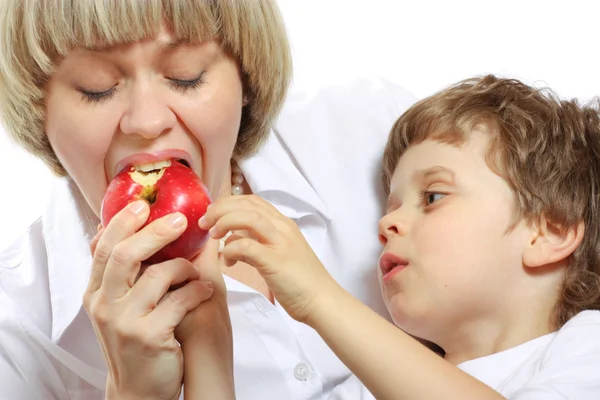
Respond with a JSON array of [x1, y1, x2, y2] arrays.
[[114, 149, 193, 177], [134, 159, 190, 173]]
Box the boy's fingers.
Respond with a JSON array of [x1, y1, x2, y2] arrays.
[[209, 210, 278, 244], [199, 195, 281, 230]]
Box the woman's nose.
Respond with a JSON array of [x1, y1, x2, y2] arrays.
[[378, 212, 407, 246], [119, 83, 177, 139]]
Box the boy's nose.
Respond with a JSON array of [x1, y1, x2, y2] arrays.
[[378, 212, 407, 245], [119, 84, 177, 139]]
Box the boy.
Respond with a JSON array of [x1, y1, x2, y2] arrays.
[[201, 74, 600, 399]]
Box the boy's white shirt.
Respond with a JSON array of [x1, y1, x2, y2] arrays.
[[0, 77, 416, 400], [458, 310, 600, 399], [327, 312, 600, 400]]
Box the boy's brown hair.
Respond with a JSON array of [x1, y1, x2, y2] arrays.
[[382, 74, 600, 329]]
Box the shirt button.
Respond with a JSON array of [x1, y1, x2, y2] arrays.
[[293, 362, 312, 381]]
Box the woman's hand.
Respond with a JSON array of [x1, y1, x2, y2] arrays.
[[84, 200, 214, 400], [199, 195, 338, 324], [176, 239, 236, 400]]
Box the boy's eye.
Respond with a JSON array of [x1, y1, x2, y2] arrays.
[[420, 191, 446, 206]]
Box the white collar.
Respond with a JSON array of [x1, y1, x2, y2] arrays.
[[44, 177, 98, 342], [45, 129, 330, 341], [239, 130, 331, 223]]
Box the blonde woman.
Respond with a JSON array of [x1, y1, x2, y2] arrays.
[[0, 1, 416, 399]]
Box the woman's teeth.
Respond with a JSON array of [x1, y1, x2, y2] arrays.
[[135, 159, 172, 172]]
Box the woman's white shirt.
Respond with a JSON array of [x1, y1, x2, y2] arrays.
[[0, 77, 416, 400]]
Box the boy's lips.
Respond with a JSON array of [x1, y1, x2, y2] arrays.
[[114, 149, 194, 177], [379, 252, 409, 282]]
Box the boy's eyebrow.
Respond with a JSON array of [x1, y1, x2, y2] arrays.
[[413, 166, 456, 184]]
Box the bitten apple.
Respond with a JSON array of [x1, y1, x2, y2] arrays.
[[101, 159, 212, 264]]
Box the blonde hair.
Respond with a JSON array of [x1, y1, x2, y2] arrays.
[[383, 75, 600, 329], [0, 0, 292, 176]]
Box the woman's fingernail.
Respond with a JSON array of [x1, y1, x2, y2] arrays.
[[169, 213, 186, 228], [209, 226, 216, 237], [97, 223, 103, 232], [198, 215, 207, 228], [128, 200, 147, 215], [204, 282, 213, 290]]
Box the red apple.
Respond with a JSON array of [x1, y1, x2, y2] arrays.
[[101, 159, 212, 265]]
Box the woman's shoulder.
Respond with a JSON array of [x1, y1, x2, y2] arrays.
[[0, 175, 88, 309], [282, 76, 417, 111], [0, 217, 44, 270], [274, 76, 417, 147], [0, 215, 52, 332], [0, 175, 78, 271], [270, 76, 418, 191]]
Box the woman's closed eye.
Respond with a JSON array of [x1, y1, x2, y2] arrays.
[[77, 71, 206, 103], [78, 86, 117, 103], [167, 72, 205, 92]]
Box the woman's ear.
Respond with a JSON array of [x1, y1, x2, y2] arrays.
[[523, 218, 584, 268]]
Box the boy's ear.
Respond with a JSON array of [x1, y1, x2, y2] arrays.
[[523, 218, 584, 268]]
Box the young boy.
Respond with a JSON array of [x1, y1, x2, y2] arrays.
[[201, 74, 600, 399]]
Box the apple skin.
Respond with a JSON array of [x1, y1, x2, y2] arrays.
[[100, 160, 212, 265]]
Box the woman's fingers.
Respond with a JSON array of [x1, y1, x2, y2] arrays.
[[99, 212, 188, 298], [127, 258, 201, 316], [87, 201, 150, 294], [89, 227, 105, 256], [222, 237, 276, 271], [150, 280, 214, 329]]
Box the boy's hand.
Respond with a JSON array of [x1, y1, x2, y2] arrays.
[[199, 195, 338, 324]]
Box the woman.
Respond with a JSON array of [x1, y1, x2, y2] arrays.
[[0, 1, 416, 399]]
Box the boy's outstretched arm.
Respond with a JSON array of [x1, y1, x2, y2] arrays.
[[200, 195, 505, 400]]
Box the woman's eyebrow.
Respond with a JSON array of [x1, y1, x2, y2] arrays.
[[157, 38, 188, 51], [84, 38, 188, 53]]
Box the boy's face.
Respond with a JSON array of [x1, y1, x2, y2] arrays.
[[44, 27, 244, 216], [378, 131, 532, 345]]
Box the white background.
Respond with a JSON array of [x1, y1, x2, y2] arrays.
[[1, 0, 599, 249]]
